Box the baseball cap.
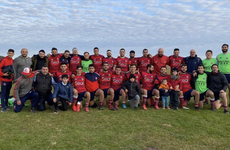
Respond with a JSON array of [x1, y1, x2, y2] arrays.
[[21, 67, 31, 75]]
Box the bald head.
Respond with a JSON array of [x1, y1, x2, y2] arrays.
[[190, 49, 196, 57], [21, 48, 28, 58], [72, 47, 78, 55], [158, 48, 164, 57]]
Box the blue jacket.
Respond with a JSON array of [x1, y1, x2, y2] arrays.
[[52, 82, 73, 102], [184, 55, 202, 74], [159, 89, 171, 96]]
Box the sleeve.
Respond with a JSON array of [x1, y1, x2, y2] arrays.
[[13, 80, 21, 102], [136, 83, 141, 96], [179, 80, 183, 91], [52, 84, 59, 99], [198, 57, 203, 65], [79, 55, 85, 60], [69, 84, 73, 103], [0, 59, 5, 76], [13, 58, 18, 81], [221, 74, 228, 91], [122, 81, 127, 90]]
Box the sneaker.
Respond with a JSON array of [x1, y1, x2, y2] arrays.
[[91, 103, 98, 108], [182, 106, 189, 110], [1, 108, 7, 113], [85, 107, 89, 112], [108, 104, 113, 110], [224, 110, 229, 114], [211, 108, 216, 111], [154, 105, 159, 110], [113, 105, 119, 110], [142, 104, 147, 110], [5, 106, 12, 110], [162, 107, 165, 109], [72, 105, 77, 112], [30, 107, 36, 113], [76, 104, 80, 112], [173, 107, 178, 111], [54, 110, 58, 114], [122, 103, 127, 109], [99, 106, 103, 110], [167, 107, 170, 109], [134, 106, 138, 110]]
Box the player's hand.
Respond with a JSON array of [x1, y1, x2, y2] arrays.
[[220, 90, 225, 93], [125, 89, 128, 93], [47, 53, 51, 58], [165, 89, 168, 93], [71, 74, 75, 78], [3, 73, 9, 76], [170, 86, 173, 89], [68, 102, 72, 105], [53, 98, 57, 103], [17, 100, 21, 105], [49, 73, 53, 77]]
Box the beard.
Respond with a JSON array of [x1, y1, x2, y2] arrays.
[[222, 49, 228, 53], [158, 54, 163, 57]]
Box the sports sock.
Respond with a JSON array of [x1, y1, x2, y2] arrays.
[[155, 97, 159, 106], [210, 98, 214, 108], [180, 97, 184, 107], [143, 95, 147, 105], [73, 95, 78, 103], [224, 106, 228, 111], [85, 103, 89, 107], [99, 102, 103, 106]]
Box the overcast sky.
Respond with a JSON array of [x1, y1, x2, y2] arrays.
[[0, 0, 229, 59]]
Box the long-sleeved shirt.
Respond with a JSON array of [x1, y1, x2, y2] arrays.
[[13, 56, 32, 81]]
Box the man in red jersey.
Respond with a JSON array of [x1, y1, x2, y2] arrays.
[[0, 49, 14, 112], [169, 48, 184, 72], [69, 47, 84, 75], [111, 66, 126, 110], [102, 50, 116, 71], [129, 50, 139, 67], [180, 63, 200, 110], [116, 48, 131, 73], [85, 64, 104, 110], [138, 49, 152, 73], [72, 65, 90, 112], [140, 64, 159, 110], [91, 47, 104, 72], [53, 63, 72, 83], [151, 48, 169, 75], [98, 62, 114, 109], [155, 66, 172, 86], [48, 47, 62, 75]]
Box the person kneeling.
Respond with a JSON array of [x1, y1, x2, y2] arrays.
[[122, 74, 141, 110], [52, 74, 73, 114]]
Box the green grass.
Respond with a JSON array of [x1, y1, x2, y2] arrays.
[[1, 86, 230, 150]]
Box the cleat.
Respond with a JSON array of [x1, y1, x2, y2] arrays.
[[85, 107, 89, 112], [195, 107, 200, 111], [182, 106, 189, 110], [134, 106, 138, 110], [99, 106, 103, 110], [76, 104, 80, 112], [211, 108, 216, 111], [1, 108, 7, 113], [224, 110, 229, 114], [72, 104, 77, 112], [142, 104, 147, 110], [30, 107, 36, 113], [54, 110, 58, 114], [154, 105, 159, 110]]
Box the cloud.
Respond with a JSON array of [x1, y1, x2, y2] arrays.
[[0, 0, 229, 58]]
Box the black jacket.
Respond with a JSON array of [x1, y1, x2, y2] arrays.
[[122, 80, 141, 99], [207, 71, 228, 92], [34, 72, 52, 97]]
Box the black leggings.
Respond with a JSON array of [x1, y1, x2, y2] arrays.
[[54, 96, 68, 111], [170, 90, 179, 107]]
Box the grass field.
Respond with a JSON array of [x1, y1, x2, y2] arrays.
[[0, 87, 230, 150]]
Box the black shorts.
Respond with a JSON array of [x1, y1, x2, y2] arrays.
[[183, 89, 194, 101], [147, 89, 154, 99], [213, 91, 220, 101], [199, 90, 208, 101], [90, 89, 99, 101], [102, 88, 109, 98], [78, 91, 86, 102], [114, 88, 122, 101], [224, 74, 230, 83]]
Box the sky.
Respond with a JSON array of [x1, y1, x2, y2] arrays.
[[0, 0, 230, 59]]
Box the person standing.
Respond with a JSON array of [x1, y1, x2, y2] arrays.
[[202, 50, 216, 73], [216, 44, 230, 105], [13, 48, 32, 82], [81, 52, 93, 73], [90, 47, 104, 72], [31, 49, 49, 71], [0, 49, 14, 112], [169, 48, 184, 72], [184, 49, 202, 74], [102, 50, 116, 71], [48, 47, 62, 75], [116, 48, 131, 73], [138, 49, 152, 73], [151, 48, 169, 75]]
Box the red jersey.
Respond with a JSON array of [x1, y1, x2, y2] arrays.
[[111, 73, 126, 91], [151, 55, 169, 75], [48, 54, 62, 74], [91, 55, 104, 72], [98, 70, 112, 90], [130, 58, 139, 66], [103, 57, 116, 71], [169, 55, 184, 72], [72, 75, 86, 93], [138, 57, 151, 73], [155, 74, 172, 86], [141, 71, 157, 90], [126, 72, 141, 85], [69, 55, 82, 74], [180, 73, 192, 93], [54, 71, 72, 83], [0, 56, 14, 82], [116, 57, 131, 72]]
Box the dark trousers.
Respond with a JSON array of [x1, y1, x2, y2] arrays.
[[37, 92, 53, 111], [170, 90, 179, 107], [1, 81, 12, 108], [14, 91, 39, 113], [54, 96, 68, 111]]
